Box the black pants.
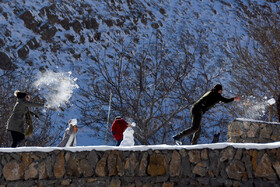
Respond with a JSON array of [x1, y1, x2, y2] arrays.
[[174, 105, 203, 145], [10, 131, 25, 148]]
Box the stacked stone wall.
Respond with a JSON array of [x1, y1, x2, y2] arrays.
[[0, 145, 280, 186], [228, 119, 280, 143]]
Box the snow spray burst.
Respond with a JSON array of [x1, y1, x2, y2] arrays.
[[33, 70, 79, 109], [242, 96, 275, 120]]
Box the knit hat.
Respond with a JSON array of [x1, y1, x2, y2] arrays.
[[14, 90, 28, 98], [115, 116, 122, 120], [212, 84, 223, 92]]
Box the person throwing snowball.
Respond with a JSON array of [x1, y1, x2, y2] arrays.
[[6, 90, 45, 147], [173, 84, 241, 145]]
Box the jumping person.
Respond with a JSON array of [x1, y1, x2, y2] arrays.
[[173, 84, 241, 145], [6, 91, 44, 147]]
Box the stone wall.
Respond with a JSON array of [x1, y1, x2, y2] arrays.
[[0, 144, 280, 187], [228, 118, 280, 143]]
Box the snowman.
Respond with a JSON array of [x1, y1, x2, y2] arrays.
[[120, 122, 136, 146]]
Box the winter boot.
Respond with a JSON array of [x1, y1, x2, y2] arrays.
[[172, 135, 182, 145]]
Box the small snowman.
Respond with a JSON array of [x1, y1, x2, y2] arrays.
[[120, 122, 136, 146]]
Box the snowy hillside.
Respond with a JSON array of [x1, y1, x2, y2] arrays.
[[0, 0, 246, 74], [0, 0, 278, 146]]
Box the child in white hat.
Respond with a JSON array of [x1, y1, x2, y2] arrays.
[[57, 119, 78, 147]]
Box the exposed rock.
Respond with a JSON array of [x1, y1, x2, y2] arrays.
[[201, 149, 208, 160], [60, 18, 70, 30], [73, 53, 81, 59], [19, 10, 39, 32], [125, 153, 139, 176], [110, 179, 121, 187], [88, 151, 99, 167], [45, 155, 53, 178], [228, 121, 243, 137], [27, 37, 40, 49], [95, 154, 108, 177], [115, 17, 125, 27], [22, 153, 32, 168], [151, 22, 159, 29], [242, 151, 253, 179], [24, 162, 38, 180], [66, 155, 81, 177], [41, 25, 57, 41], [226, 160, 245, 180], [162, 182, 174, 187], [243, 122, 251, 129], [0, 38, 5, 48], [220, 146, 235, 162], [54, 152, 65, 179], [272, 161, 280, 178], [103, 19, 114, 27], [138, 152, 148, 176], [234, 149, 243, 160], [38, 161, 47, 180], [72, 20, 83, 33], [3, 161, 24, 181], [188, 150, 200, 164], [260, 126, 272, 139], [147, 154, 166, 176], [159, 7, 166, 15], [17, 45, 29, 59], [84, 17, 99, 30], [255, 153, 277, 180], [170, 151, 181, 177], [44, 4, 59, 24], [247, 123, 259, 137], [80, 159, 93, 177], [0, 164, 2, 177], [198, 178, 210, 185], [94, 32, 101, 41], [180, 150, 192, 177], [116, 151, 125, 176], [107, 152, 118, 176], [65, 34, 76, 43], [193, 161, 208, 177], [61, 179, 71, 186]]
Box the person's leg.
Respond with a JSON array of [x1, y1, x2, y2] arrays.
[[173, 106, 203, 141], [10, 131, 25, 148], [191, 125, 201, 145], [116, 139, 123, 146]]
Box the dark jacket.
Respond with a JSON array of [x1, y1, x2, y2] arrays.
[[6, 98, 44, 134], [194, 91, 234, 114]]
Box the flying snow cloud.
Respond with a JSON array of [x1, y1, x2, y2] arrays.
[[33, 70, 79, 109], [242, 96, 276, 120]]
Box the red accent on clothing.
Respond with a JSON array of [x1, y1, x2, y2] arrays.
[[111, 118, 128, 141]]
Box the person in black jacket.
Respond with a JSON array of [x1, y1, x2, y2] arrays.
[[173, 84, 241, 145]]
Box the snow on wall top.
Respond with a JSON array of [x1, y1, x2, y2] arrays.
[[235, 118, 280, 125], [0, 142, 279, 153]]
